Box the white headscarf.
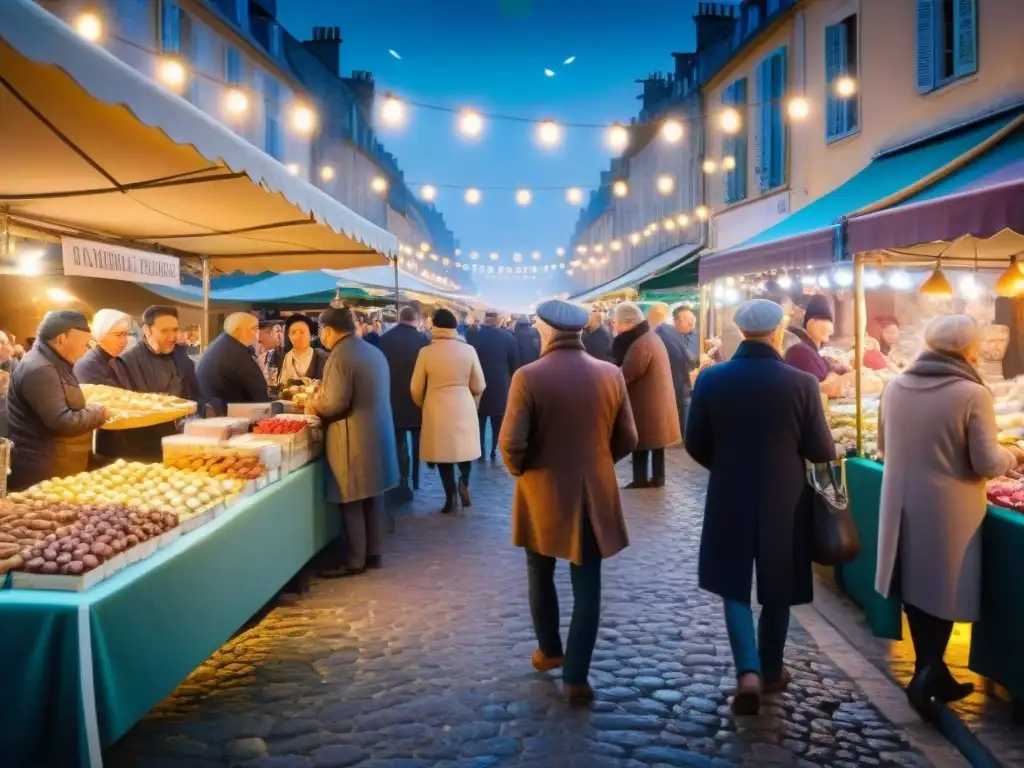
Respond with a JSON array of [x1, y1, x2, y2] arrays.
[[91, 308, 132, 341]]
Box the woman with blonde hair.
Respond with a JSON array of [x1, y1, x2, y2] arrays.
[[876, 314, 1024, 717]]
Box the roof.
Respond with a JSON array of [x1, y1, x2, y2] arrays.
[[570, 243, 702, 303]]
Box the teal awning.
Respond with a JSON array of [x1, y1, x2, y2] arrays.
[[569, 243, 702, 303], [699, 107, 1024, 282]]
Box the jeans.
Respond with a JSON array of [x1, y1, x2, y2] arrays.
[[394, 428, 421, 488], [631, 449, 665, 484], [340, 495, 383, 570], [526, 515, 602, 685], [436, 461, 472, 497], [479, 413, 503, 458], [905, 602, 954, 675], [723, 599, 790, 681]]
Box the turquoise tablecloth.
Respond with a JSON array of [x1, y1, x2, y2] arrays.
[[0, 461, 336, 767], [842, 457, 1024, 699]]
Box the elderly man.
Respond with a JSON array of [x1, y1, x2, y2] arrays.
[[500, 300, 637, 704], [196, 313, 269, 413], [469, 308, 519, 461], [581, 305, 613, 362], [310, 307, 398, 577], [785, 295, 845, 398], [611, 302, 680, 488], [686, 299, 834, 715], [648, 303, 696, 440], [74, 308, 133, 389], [7, 311, 108, 490], [673, 305, 698, 360]]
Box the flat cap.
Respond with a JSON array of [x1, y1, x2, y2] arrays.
[[37, 310, 91, 341], [484, 308, 500, 319], [536, 300, 588, 332], [734, 299, 784, 334], [925, 314, 978, 355]]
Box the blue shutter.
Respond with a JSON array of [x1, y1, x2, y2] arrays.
[[265, 80, 282, 160], [756, 58, 771, 193], [825, 23, 841, 139], [734, 78, 748, 202], [722, 83, 735, 203], [916, 0, 937, 93], [954, 0, 978, 78], [160, 0, 180, 53], [769, 47, 787, 189], [226, 47, 244, 84]]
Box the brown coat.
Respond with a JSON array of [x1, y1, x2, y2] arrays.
[[876, 369, 1016, 621], [499, 336, 638, 564], [621, 329, 682, 450]]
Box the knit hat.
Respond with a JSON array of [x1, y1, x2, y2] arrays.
[[803, 294, 834, 326], [432, 308, 458, 330], [925, 314, 978, 356], [90, 308, 132, 340]]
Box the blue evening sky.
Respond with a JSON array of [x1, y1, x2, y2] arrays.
[[278, 0, 704, 304]]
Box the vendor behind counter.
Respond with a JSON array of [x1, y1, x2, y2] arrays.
[[196, 312, 271, 416]]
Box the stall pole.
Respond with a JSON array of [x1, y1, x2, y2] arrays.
[[698, 283, 709, 357], [853, 253, 865, 457], [201, 257, 211, 353], [392, 256, 402, 312]]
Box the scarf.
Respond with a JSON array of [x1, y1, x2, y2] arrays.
[[611, 321, 650, 367], [281, 347, 315, 381], [904, 349, 985, 387]]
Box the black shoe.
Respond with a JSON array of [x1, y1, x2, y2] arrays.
[[624, 480, 649, 489], [649, 477, 666, 488], [366, 555, 383, 570], [315, 567, 367, 579], [440, 494, 456, 514], [936, 666, 974, 703], [906, 666, 942, 722], [458, 481, 472, 507], [489, 452, 497, 462]]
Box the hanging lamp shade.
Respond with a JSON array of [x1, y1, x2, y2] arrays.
[[995, 254, 1024, 298], [920, 263, 953, 298]]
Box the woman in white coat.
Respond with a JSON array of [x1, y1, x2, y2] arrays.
[[411, 308, 486, 514], [875, 314, 1024, 717]]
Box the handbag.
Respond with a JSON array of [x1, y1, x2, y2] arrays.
[[807, 462, 861, 565]]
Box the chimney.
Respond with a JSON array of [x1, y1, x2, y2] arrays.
[[304, 26, 342, 76], [342, 70, 376, 121], [634, 72, 671, 117], [694, 2, 738, 51]]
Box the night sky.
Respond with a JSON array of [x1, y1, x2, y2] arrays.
[[277, 0, 702, 305]]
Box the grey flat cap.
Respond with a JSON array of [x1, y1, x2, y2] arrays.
[[734, 299, 783, 334], [536, 300, 588, 332], [37, 310, 91, 341]]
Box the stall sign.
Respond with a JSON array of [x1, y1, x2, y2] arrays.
[[61, 237, 180, 287]]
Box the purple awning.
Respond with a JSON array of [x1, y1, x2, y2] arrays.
[[847, 177, 1024, 255], [698, 227, 835, 282]]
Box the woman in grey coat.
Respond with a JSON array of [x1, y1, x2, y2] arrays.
[[876, 314, 1023, 717]]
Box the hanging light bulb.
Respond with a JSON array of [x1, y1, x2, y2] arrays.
[[817, 274, 831, 289], [566, 187, 583, 205], [594, 243, 604, 253], [656, 175, 675, 195], [995, 254, 1024, 297], [920, 262, 953, 297], [285, 163, 300, 176], [834, 76, 857, 98], [420, 184, 437, 201], [889, 270, 912, 290], [371, 176, 388, 194], [959, 273, 983, 299], [629, 232, 641, 245], [319, 165, 335, 181], [606, 123, 630, 151], [787, 97, 811, 120], [464, 187, 482, 205], [610, 240, 622, 251], [676, 214, 691, 227], [702, 159, 718, 174], [695, 205, 710, 221], [515, 189, 533, 206], [801, 273, 816, 286], [722, 155, 737, 171], [777, 274, 793, 290], [864, 270, 884, 289], [380, 95, 405, 125], [290, 104, 318, 135], [833, 268, 854, 287], [719, 107, 741, 134], [661, 119, 684, 143], [612, 180, 629, 198], [73, 11, 103, 42], [458, 109, 484, 138], [157, 57, 188, 92], [537, 120, 561, 147], [223, 88, 249, 118]]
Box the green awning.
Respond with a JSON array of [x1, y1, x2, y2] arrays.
[[638, 256, 700, 293], [569, 243, 701, 303]]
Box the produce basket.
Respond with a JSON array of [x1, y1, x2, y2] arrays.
[[80, 383, 197, 430]]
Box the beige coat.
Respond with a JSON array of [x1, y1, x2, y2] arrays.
[[876, 372, 1016, 621], [500, 336, 638, 564], [621, 330, 682, 450], [411, 328, 486, 463]]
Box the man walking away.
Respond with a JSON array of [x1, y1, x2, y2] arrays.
[[514, 315, 542, 366], [685, 299, 834, 715], [500, 300, 637, 704], [378, 305, 429, 500], [309, 307, 399, 577], [582, 305, 613, 362], [468, 309, 519, 460]]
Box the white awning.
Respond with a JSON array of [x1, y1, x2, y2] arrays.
[[569, 243, 702, 303], [0, 0, 396, 274]]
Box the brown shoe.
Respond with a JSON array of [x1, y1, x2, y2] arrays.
[[563, 682, 594, 705], [531, 648, 564, 672], [763, 667, 792, 695], [731, 672, 762, 715]]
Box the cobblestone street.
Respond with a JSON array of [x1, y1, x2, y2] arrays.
[[108, 449, 937, 768]]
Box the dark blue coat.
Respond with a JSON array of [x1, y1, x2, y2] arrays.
[[468, 324, 520, 417], [582, 324, 613, 362], [73, 346, 133, 389], [655, 324, 697, 409], [378, 323, 429, 430], [513, 323, 541, 367], [196, 333, 268, 415], [685, 340, 835, 606]]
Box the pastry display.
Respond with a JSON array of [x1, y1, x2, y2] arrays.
[[163, 451, 265, 481], [279, 378, 320, 407], [80, 384, 197, 430], [253, 417, 308, 435]]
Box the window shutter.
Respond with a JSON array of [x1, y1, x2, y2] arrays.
[[723, 84, 735, 203], [755, 58, 770, 194], [160, 0, 180, 53], [825, 24, 841, 139], [734, 78, 748, 202], [916, 0, 936, 93], [954, 0, 978, 78], [770, 47, 787, 189], [226, 47, 245, 84]]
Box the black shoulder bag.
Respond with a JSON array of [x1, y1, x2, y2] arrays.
[[807, 462, 861, 565]]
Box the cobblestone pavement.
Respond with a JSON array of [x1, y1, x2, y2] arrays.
[[108, 449, 933, 768]]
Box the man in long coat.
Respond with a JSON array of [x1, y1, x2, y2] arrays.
[[581, 306, 613, 362], [468, 309, 519, 460], [648, 303, 697, 440], [310, 307, 399, 577], [378, 305, 429, 500], [685, 299, 834, 716], [500, 300, 638, 704]]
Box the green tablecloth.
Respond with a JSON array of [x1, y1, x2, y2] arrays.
[[0, 461, 336, 767], [842, 457, 1024, 699]]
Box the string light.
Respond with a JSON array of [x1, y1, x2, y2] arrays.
[[465, 187, 482, 205], [285, 163, 300, 176], [663, 218, 677, 231], [371, 176, 388, 194], [489, 252, 499, 261], [719, 108, 741, 134], [429, 253, 439, 261], [420, 184, 437, 201], [577, 245, 588, 255], [695, 205, 710, 221], [531, 251, 541, 261], [515, 189, 533, 205], [73, 11, 103, 42], [458, 110, 484, 138], [594, 243, 604, 253], [290, 104, 318, 135], [702, 159, 718, 174], [777, 274, 793, 290], [606, 123, 630, 150], [834, 77, 857, 98], [722, 156, 737, 171], [157, 57, 188, 92], [223, 88, 249, 118], [656, 174, 675, 195], [566, 187, 583, 205], [419, 242, 430, 252], [612, 180, 629, 198], [676, 214, 690, 227], [661, 119, 684, 143], [833, 268, 854, 287], [556, 247, 565, 257], [537, 120, 562, 147], [470, 251, 480, 260], [319, 165, 335, 181], [513, 253, 523, 263], [787, 97, 810, 120], [380, 95, 405, 125], [629, 232, 641, 245]]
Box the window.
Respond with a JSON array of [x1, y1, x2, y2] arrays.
[[159, 1, 180, 52], [225, 46, 245, 84], [265, 79, 283, 160], [755, 46, 787, 193], [825, 14, 859, 142], [722, 78, 748, 204], [916, 0, 977, 93]]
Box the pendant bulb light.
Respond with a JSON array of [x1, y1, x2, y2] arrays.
[[995, 253, 1024, 298], [920, 260, 953, 298]]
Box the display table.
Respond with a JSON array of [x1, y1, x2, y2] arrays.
[[842, 457, 1024, 703], [0, 461, 337, 768]]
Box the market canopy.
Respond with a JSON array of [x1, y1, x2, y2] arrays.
[[569, 243, 702, 303], [698, 108, 1024, 282], [0, 0, 396, 274], [846, 124, 1024, 264]]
